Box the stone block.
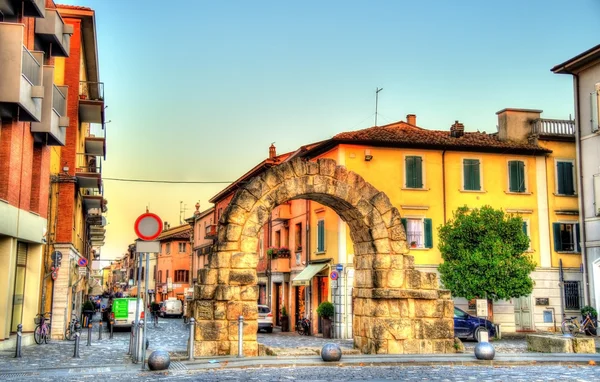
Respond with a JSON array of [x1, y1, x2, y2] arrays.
[[194, 340, 217, 357], [356, 254, 373, 270], [195, 301, 214, 320], [195, 320, 228, 341], [263, 166, 284, 188], [373, 270, 388, 288], [406, 270, 422, 289], [333, 180, 350, 201], [199, 268, 218, 285], [387, 339, 404, 354], [373, 254, 391, 269], [240, 285, 259, 301], [234, 189, 258, 212], [420, 340, 433, 354], [291, 158, 308, 177], [354, 270, 373, 288], [231, 252, 259, 269], [358, 181, 379, 201], [278, 161, 296, 180], [273, 184, 292, 205], [422, 318, 453, 340], [443, 300, 454, 318], [390, 254, 404, 270], [388, 225, 406, 241], [334, 164, 348, 182], [216, 240, 239, 252], [210, 252, 231, 269], [572, 337, 596, 353], [217, 269, 230, 284], [306, 160, 319, 175], [370, 192, 393, 216], [415, 300, 444, 318], [355, 241, 377, 255], [229, 269, 257, 285], [432, 339, 447, 354], [372, 301, 390, 317], [313, 175, 335, 194], [373, 238, 391, 254], [421, 272, 438, 290], [387, 269, 404, 288], [382, 208, 402, 229], [225, 224, 243, 242], [371, 222, 389, 240], [284, 177, 306, 197], [403, 340, 420, 354], [224, 204, 249, 226], [214, 302, 227, 319], [240, 235, 259, 253], [439, 289, 452, 300], [317, 157, 337, 177], [403, 255, 415, 269], [215, 285, 240, 300], [244, 175, 271, 199], [390, 240, 408, 254]]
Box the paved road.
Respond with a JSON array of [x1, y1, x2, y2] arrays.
[[3, 365, 599, 381]]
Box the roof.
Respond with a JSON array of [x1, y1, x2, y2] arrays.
[[56, 4, 93, 11], [157, 224, 191, 241], [301, 120, 551, 157], [551, 44, 600, 74]]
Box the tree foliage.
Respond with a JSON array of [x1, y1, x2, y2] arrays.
[[438, 205, 536, 301]]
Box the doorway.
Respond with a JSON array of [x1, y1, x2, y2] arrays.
[[11, 242, 28, 333], [317, 276, 328, 334], [514, 296, 533, 331], [295, 285, 306, 325], [274, 283, 282, 326]]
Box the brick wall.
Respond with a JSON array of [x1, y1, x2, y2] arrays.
[[30, 144, 51, 216]]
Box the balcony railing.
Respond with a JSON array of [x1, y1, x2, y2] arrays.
[[531, 118, 575, 137], [79, 81, 104, 101], [205, 224, 217, 239], [22, 47, 42, 86], [52, 85, 66, 116], [75, 154, 102, 175]]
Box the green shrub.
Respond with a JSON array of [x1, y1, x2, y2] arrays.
[[317, 301, 334, 318], [581, 305, 598, 319]]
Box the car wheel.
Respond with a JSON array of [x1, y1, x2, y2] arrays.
[[474, 326, 488, 342]]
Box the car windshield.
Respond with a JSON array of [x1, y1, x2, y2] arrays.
[[454, 307, 469, 319]]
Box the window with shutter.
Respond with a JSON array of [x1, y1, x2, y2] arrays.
[[317, 219, 325, 253], [553, 222, 578, 252], [405, 156, 423, 188], [401, 218, 432, 249], [557, 161, 575, 195], [508, 160, 525, 192], [463, 159, 481, 191]]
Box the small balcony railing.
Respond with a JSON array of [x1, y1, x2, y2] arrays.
[[52, 85, 67, 116], [205, 224, 217, 239], [79, 81, 104, 101], [22, 47, 41, 86], [531, 118, 575, 137], [75, 153, 102, 174]]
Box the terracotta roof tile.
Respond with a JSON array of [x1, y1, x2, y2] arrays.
[[56, 4, 93, 11], [332, 121, 550, 153]]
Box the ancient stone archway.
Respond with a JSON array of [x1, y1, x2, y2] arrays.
[[192, 158, 454, 356]]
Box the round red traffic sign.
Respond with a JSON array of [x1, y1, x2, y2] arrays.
[[134, 212, 163, 241], [78, 257, 88, 267], [330, 271, 338, 280]]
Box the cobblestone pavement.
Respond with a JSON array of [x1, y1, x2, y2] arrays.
[[5, 365, 600, 381], [0, 313, 189, 372]]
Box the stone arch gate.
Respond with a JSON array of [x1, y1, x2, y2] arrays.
[[192, 158, 454, 356]]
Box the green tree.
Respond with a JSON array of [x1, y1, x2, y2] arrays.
[[438, 206, 536, 318]]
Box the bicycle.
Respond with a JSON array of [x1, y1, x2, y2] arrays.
[[65, 313, 81, 341], [561, 313, 597, 336], [34, 312, 52, 344]]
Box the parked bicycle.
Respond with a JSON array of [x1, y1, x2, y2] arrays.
[[561, 313, 597, 336], [34, 312, 52, 344], [296, 317, 310, 335], [65, 313, 81, 341]]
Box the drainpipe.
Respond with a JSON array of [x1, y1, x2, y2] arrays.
[[442, 150, 447, 223], [573, 73, 590, 306]]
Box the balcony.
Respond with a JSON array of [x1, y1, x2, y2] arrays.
[[272, 203, 291, 222], [531, 118, 575, 138], [79, 81, 104, 124], [205, 224, 217, 239], [82, 189, 107, 214], [85, 123, 106, 158], [30, 66, 69, 146], [34, 8, 73, 57], [0, 0, 45, 18], [271, 257, 290, 273], [0, 23, 44, 122], [75, 153, 102, 190]]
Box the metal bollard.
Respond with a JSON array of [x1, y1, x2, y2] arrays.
[[73, 332, 81, 358], [127, 323, 134, 355], [110, 321, 114, 339], [136, 320, 144, 364], [188, 318, 195, 361], [237, 315, 244, 358], [87, 323, 92, 346], [98, 320, 103, 340], [14, 324, 22, 358]]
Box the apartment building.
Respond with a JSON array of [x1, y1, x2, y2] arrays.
[[155, 223, 192, 304]]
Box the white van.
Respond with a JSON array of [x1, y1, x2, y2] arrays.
[[110, 297, 144, 329], [162, 298, 183, 318]]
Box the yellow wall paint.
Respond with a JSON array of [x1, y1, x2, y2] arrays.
[[53, 58, 65, 85]]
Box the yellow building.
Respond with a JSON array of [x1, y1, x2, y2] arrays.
[[297, 109, 579, 334]]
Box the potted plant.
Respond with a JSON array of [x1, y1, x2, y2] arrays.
[[410, 241, 417, 248], [280, 306, 289, 332], [266, 247, 277, 258], [278, 246, 291, 258], [317, 301, 334, 338]]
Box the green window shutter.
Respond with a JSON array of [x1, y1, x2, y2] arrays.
[[509, 161, 525, 192], [522, 221, 528, 236], [553, 223, 561, 251], [424, 219, 433, 248], [464, 159, 481, 191], [576, 223, 581, 253], [557, 162, 565, 195], [473, 160, 481, 190], [463, 160, 471, 190], [405, 157, 415, 188], [317, 220, 325, 252], [401, 218, 407, 238], [557, 162, 574, 195], [415, 157, 423, 188]]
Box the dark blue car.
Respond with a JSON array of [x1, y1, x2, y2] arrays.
[[454, 307, 496, 341]]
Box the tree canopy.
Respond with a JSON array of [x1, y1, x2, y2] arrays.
[[437, 205, 536, 301]]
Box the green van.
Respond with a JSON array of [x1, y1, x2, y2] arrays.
[[110, 297, 144, 329]]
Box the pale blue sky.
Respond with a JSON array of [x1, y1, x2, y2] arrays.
[[57, 0, 600, 262]]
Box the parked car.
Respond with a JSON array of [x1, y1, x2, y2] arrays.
[[258, 304, 273, 333], [453, 307, 496, 342], [162, 298, 183, 318]]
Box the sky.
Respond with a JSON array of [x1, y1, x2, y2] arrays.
[[57, 0, 600, 266]]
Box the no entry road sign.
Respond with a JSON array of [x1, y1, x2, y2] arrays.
[[134, 212, 163, 241]]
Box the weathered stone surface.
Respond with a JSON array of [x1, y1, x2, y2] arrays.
[[291, 159, 308, 177], [406, 269, 422, 289], [224, 204, 249, 226], [373, 254, 391, 269], [244, 174, 271, 200], [382, 208, 402, 229], [371, 192, 393, 216], [390, 254, 404, 270], [228, 320, 259, 341], [231, 252, 258, 269], [403, 255, 415, 269], [263, 165, 284, 188], [371, 222, 389, 240], [318, 158, 337, 177], [306, 160, 319, 175], [194, 340, 217, 357], [313, 175, 335, 194], [527, 334, 595, 354], [439, 289, 452, 300], [390, 239, 407, 254], [240, 235, 259, 253], [195, 320, 228, 341], [387, 269, 404, 288], [195, 301, 213, 320], [215, 285, 240, 301], [195, 285, 216, 299], [240, 285, 259, 301], [572, 337, 596, 353], [209, 252, 231, 269], [199, 268, 218, 285], [217, 269, 230, 284], [225, 224, 243, 242], [354, 270, 373, 288], [422, 318, 453, 339], [278, 161, 296, 180], [443, 300, 454, 318], [216, 240, 239, 252], [233, 189, 258, 212], [214, 302, 226, 319], [229, 269, 258, 285], [415, 300, 444, 319], [421, 272, 439, 290], [373, 238, 391, 253]]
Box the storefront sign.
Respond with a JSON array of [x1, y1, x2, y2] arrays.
[[535, 298, 549, 306]]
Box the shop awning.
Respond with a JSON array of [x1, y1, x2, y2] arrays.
[[291, 263, 327, 286]]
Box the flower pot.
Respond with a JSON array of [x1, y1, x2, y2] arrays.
[[321, 317, 332, 338], [280, 316, 289, 332]]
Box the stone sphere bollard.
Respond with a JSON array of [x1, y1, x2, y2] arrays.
[[148, 350, 171, 371], [474, 342, 495, 360], [321, 343, 342, 362]]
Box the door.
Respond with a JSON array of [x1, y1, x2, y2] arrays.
[[11, 242, 28, 333], [274, 283, 281, 326], [453, 307, 470, 337], [317, 276, 328, 333], [514, 296, 533, 331], [295, 286, 306, 324]]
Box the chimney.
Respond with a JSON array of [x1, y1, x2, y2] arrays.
[[450, 120, 465, 138], [406, 114, 416, 126], [495, 108, 542, 142], [163, 221, 169, 231], [269, 143, 276, 159]]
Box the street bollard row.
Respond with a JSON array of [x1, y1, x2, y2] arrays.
[[73, 332, 81, 358], [87, 323, 92, 346], [14, 324, 22, 358], [98, 320, 103, 340], [237, 315, 244, 358], [110, 320, 114, 339], [188, 318, 195, 361]]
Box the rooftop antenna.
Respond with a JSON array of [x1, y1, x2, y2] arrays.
[[375, 87, 383, 127], [179, 201, 188, 224]]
